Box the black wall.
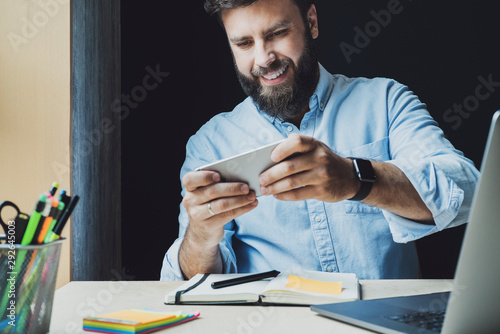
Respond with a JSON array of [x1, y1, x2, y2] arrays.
[[121, 0, 500, 280]]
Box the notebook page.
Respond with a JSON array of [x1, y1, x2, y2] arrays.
[[166, 273, 273, 303]]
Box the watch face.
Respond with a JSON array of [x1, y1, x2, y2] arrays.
[[354, 159, 376, 182]]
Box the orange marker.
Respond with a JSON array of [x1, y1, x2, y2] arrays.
[[37, 199, 59, 244]]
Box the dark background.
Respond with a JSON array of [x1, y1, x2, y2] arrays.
[[120, 0, 500, 280]]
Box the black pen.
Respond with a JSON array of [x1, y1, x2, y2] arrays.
[[14, 213, 30, 242], [59, 190, 71, 209], [49, 195, 79, 241], [211, 270, 280, 289]]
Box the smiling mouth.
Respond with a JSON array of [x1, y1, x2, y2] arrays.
[[262, 65, 289, 80]]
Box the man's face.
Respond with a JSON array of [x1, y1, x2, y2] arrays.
[[222, 0, 319, 121]]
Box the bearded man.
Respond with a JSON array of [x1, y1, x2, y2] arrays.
[[160, 0, 479, 281]]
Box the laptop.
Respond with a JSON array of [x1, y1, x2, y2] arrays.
[[311, 111, 500, 334]]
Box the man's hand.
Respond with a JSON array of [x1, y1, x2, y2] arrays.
[[259, 133, 433, 222], [179, 170, 258, 279], [259, 134, 358, 202], [182, 171, 258, 246]]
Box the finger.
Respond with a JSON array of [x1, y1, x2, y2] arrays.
[[270, 134, 317, 162], [206, 199, 259, 222], [193, 182, 250, 205], [200, 192, 257, 220], [260, 171, 316, 195], [259, 151, 315, 187], [272, 185, 318, 201], [183, 171, 220, 192]]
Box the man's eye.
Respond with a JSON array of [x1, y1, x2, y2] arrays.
[[272, 30, 287, 37], [238, 41, 252, 48]]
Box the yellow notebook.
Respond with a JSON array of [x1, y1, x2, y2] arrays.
[[165, 269, 359, 306]]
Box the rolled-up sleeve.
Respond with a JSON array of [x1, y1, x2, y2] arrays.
[[383, 82, 479, 243], [160, 232, 184, 281]]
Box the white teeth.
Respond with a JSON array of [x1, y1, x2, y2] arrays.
[[263, 65, 288, 80]]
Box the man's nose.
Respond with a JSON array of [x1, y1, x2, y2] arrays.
[[254, 42, 276, 69]]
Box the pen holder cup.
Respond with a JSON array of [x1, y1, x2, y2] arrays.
[[0, 239, 64, 334]]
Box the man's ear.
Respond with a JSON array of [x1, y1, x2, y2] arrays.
[[307, 4, 319, 39]]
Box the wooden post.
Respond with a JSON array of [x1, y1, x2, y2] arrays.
[[72, 0, 122, 280]]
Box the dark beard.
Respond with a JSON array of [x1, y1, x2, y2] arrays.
[[235, 33, 319, 121]]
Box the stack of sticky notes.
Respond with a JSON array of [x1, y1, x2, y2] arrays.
[[83, 308, 200, 333], [285, 274, 343, 295]]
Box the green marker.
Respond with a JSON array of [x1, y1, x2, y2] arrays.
[[21, 194, 47, 245], [43, 201, 65, 243]]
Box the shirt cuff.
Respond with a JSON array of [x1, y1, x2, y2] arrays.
[[160, 230, 238, 281], [385, 159, 465, 243], [160, 238, 184, 281], [220, 231, 238, 274]]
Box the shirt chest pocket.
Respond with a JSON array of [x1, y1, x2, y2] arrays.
[[337, 137, 389, 215], [337, 136, 390, 161]]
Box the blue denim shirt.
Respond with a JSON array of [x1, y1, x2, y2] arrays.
[[161, 64, 479, 280]]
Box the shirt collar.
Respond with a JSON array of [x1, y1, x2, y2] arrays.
[[254, 62, 333, 125], [313, 63, 334, 113]]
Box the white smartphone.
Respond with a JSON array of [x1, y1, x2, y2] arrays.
[[195, 139, 285, 197]]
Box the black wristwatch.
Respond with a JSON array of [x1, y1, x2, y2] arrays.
[[348, 158, 376, 201]]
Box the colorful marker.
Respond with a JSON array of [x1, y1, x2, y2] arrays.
[[31, 196, 53, 244], [21, 194, 47, 245], [49, 181, 59, 197], [37, 199, 60, 244], [43, 201, 65, 243], [49, 195, 79, 241], [44, 191, 70, 242], [59, 190, 71, 208]]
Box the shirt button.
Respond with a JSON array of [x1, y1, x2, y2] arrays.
[[326, 266, 333, 272], [315, 216, 321, 222], [287, 125, 293, 132], [320, 103, 325, 109]]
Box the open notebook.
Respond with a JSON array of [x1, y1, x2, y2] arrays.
[[165, 269, 359, 306]]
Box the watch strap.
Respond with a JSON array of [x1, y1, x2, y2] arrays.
[[349, 179, 373, 201], [348, 158, 375, 201]]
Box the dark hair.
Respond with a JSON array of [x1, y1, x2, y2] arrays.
[[204, 0, 314, 25]]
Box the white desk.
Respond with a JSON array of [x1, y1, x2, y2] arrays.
[[49, 280, 453, 334]]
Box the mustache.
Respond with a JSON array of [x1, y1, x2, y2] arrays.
[[251, 58, 293, 77]]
